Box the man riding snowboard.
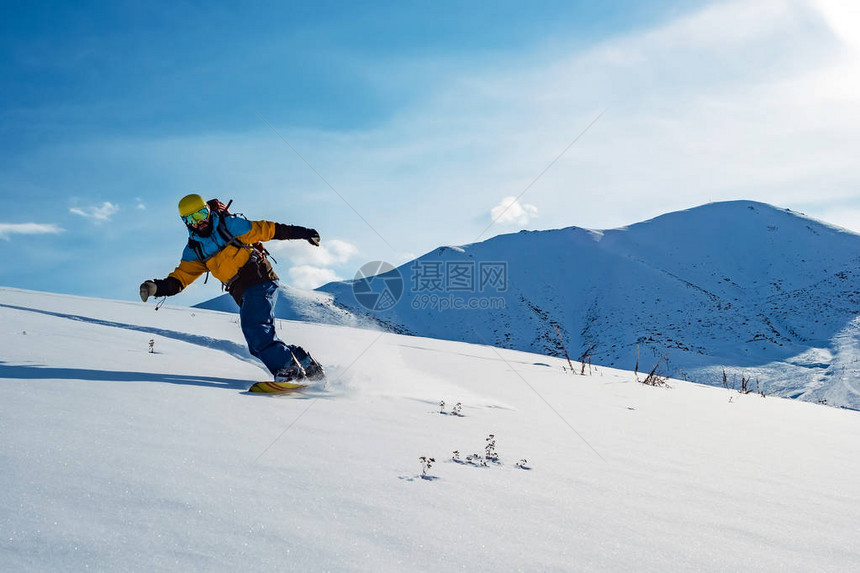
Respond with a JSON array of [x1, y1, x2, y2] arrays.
[[139, 194, 324, 384]]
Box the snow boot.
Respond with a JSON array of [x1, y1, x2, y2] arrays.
[[288, 345, 326, 381], [274, 354, 306, 382]]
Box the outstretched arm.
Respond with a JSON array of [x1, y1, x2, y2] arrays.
[[237, 221, 321, 247], [139, 259, 207, 302], [273, 224, 320, 246]]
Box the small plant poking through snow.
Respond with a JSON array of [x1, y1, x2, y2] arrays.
[[515, 459, 530, 470], [419, 456, 435, 478], [641, 354, 669, 387], [579, 344, 596, 375], [634, 345, 640, 381], [467, 453, 488, 467], [485, 434, 499, 463], [721, 369, 767, 398], [451, 434, 526, 469], [438, 401, 465, 416], [554, 326, 576, 373]]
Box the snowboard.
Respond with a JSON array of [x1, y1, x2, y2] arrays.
[[248, 380, 308, 394]]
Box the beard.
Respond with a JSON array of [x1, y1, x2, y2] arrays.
[[188, 219, 213, 237]]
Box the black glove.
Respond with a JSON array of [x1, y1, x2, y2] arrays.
[[140, 277, 183, 301], [139, 281, 157, 302], [274, 224, 320, 246], [207, 199, 229, 213], [306, 228, 320, 246]]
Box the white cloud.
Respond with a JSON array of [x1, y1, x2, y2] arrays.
[[490, 197, 538, 225], [273, 239, 358, 290], [268, 238, 359, 266], [813, 0, 860, 52], [287, 265, 342, 289], [70, 202, 120, 222], [0, 223, 64, 240]]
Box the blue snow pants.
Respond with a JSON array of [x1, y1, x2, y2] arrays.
[[240, 281, 293, 375]]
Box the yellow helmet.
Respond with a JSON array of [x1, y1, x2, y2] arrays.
[[178, 194, 207, 217]]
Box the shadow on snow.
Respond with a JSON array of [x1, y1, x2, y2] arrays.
[[0, 361, 248, 390], [0, 302, 257, 365]]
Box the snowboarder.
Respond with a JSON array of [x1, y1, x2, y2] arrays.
[[139, 194, 324, 383]]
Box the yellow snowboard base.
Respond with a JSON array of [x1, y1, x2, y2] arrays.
[[248, 380, 308, 394]]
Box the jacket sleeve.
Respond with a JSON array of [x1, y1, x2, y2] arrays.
[[166, 258, 208, 291], [235, 220, 278, 244], [272, 223, 313, 240]]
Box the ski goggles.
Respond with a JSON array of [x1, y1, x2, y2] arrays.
[[182, 207, 210, 226]]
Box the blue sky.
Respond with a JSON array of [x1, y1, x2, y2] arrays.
[[2, 0, 859, 304]]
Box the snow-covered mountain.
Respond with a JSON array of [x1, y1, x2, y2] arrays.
[[300, 201, 859, 408], [2, 287, 859, 572]]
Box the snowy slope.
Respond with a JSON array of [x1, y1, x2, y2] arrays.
[[313, 201, 860, 408], [2, 287, 860, 572]]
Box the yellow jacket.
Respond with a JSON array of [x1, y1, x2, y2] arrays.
[[169, 217, 277, 289]]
